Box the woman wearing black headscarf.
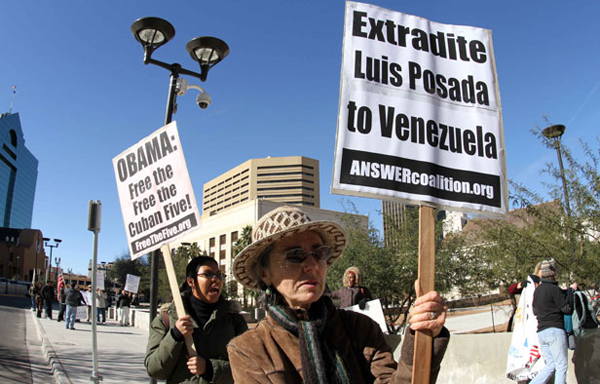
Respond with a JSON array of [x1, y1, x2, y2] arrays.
[[145, 256, 247, 384]]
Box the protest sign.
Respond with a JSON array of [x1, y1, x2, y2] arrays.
[[97, 272, 105, 290], [124, 274, 140, 294], [76, 306, 87, 320], [346, 299, 388, 335], [113, 122, 201, 259], [332, 1, 507, 216], [82, 290, 92, 306]]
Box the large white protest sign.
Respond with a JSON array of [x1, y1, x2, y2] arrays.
[[113, 122, 201, 259], [332, 1, 507, 216], [345, 299, 388, 335], [124, 274, 140, 294]]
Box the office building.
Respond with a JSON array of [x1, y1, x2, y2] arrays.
[[381, 201, 466, 248], [176, 199, 366, 294], [174, 156, 366, 296], [0, 112, 39, 228], [202, 156, 319, 218], [0, 227, 46, 281]]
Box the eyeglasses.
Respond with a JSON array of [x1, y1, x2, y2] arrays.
[[284, 245, 332, 264], [197, 272, 226, 281]]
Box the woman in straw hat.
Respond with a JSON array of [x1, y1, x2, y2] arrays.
[[228, 205, 449, 383]]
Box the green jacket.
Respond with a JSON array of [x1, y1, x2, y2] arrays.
[[145, 299, 248, 384]]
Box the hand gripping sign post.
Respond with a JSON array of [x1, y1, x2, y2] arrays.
[[332, 2, 508, 382], [113, 121, 201, 358]]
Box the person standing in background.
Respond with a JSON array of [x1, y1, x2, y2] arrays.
[[41, 281, 55, 319], [117, 290, 132, 326], [530, 258, 576, 384], [65, 283, 85, 330], [330, 266, 373, 309], [57, 284, 67, 322], [96, 288, 107, 324], [33, 282, 43, 317]]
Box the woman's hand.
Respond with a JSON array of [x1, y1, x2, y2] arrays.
[[187, 355, 207, 376], [408, 282, 448, 337], [175, 315, 194, 338]]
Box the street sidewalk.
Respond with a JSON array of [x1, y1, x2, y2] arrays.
[[31, 310, 152, 384]]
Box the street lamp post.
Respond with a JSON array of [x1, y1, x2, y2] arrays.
[[130, 18, 229, 370], [34, 236, 42, 284], [542, 124, 576, 264], [542, 124, 571, 217], [43, 238, 62, 284]]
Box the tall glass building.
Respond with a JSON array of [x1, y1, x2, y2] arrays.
[[0, 112, 38, 228]]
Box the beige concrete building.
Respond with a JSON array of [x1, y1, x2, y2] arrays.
[[177, 199, 366, 281], [174, 156, 366, 295], [201, 156, 319, 218]]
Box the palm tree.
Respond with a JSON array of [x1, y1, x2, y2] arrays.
[[232, 226, 254, 307]]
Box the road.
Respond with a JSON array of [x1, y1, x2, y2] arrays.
[[0, 295, 54, 384]]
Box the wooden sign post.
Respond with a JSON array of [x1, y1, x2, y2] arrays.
[[161, 244, 197, 357], [411, 205, 436, 384]]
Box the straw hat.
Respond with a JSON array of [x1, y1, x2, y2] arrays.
[[233, 205, 347, 290]]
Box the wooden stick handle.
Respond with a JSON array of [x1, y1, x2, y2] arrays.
[[411, 206, 435, 384], [161, 244, 197, 357]]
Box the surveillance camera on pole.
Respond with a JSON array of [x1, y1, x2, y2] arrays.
[[177, 78, 211, 109]]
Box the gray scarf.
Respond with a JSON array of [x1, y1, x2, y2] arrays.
[[268, 297, 351, 384]]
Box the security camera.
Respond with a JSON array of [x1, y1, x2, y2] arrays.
[[176, 78, 212, 110], [196, 92, 211, 109]]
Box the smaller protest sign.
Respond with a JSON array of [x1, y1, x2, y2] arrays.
[[345, 299, 388, 335], [97, 272, 105, 290], [81, 291, 92, 306], [124, 274, 140, 294], [76, 306, 88, 320]]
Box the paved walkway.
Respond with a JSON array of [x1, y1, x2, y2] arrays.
[[30, 310, 152, 384]]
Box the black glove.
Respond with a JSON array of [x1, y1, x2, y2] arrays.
[[358, 298, 368, 310]]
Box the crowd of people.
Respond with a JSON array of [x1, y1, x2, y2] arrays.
[[29, 279, 138, 329], [26, 205, 590, 384]]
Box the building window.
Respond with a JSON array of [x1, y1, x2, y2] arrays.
[[9, 130, 17, 147], [230, 231, 238, 257], [257, 171, 314, 177], [257, 186, 314, 192], [257, 164, 314, 170], [257, 178, 314, 184], [256, 193, 314, 199], [209, 237, 216, 257], [219, 234, 226, 261]]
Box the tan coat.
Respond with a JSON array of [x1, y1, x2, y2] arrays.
[[227, 308, 449, 383]]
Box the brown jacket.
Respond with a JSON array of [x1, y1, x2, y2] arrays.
[[227, 308, 449, 383]]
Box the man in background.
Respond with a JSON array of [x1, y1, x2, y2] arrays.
[[41, 281, 55, 319], [530, 258, 576, 384]]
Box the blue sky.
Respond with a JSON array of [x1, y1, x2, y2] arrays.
[[2, 1, 599, 275]]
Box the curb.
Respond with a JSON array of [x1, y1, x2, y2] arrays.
[[31, 311, 72, 384]]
